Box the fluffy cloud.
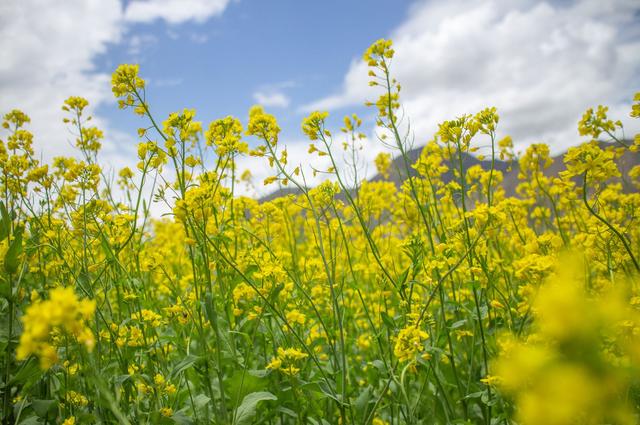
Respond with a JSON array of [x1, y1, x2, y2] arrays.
[[0, 0, 129, 165], [128, 33, 159, 56], [125, 0, 231, 24], [304, 0, 640, 154], [0, 0, 233, 170], [234, 138, 339, 198], [252, 80, 297, 109], [233, 130, 394, 199], [253, 91, 291, 108]]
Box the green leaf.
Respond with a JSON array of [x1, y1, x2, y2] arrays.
[[171, 410, 194, 425], [370, 359, 385, 372], [275, 406, 296, 418], [248, 369, 268, 378], [380, 312, 395, 330], [113, 374, 131, 388], [0, 278, 11, 299], [232, 391, 277, 425], [204, 292, 217, 329], [354, 386, 372, 419], [10, 357, 43, 387], [316, 380, 341, 404], [18, 416, 40, 425], [398, 267, 410, 286], [226, 370, 267, 406], [32, 399, 56, 418], [4, 225, 23, 274], [192, 393, 211, 417], [193, 394, 210, 409], [171, 355, 200, 379], [450, 319, 467, 330], [0, 201, 10, 241]]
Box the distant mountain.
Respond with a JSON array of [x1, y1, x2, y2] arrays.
[[258, 141, 640, 202]]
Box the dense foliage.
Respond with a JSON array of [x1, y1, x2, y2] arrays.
[[1, 39, 640, 424]]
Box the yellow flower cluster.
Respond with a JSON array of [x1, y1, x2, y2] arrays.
[[266, 347, 309, 376], [111, 64, 146, 113], [17, 287, 95, 369], [65, 390, 88, 407], [631, 92, 640, 119], [374, 152, 392, 178], [363, 38, 394, 67], [393, 325, 429, 362], [205, 116, 247, 156], [2, 38, 640, 425], [563, 140, 621, 183], [494, 255, 640, 425], [247, 105, 280, 147], [301, 111, 329, 141], [578, 105, 622, 140]]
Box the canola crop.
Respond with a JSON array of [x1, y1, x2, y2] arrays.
[[1, 39, 640, 424]]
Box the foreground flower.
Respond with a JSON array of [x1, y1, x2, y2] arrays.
[[493, 255, 640, 425], [16, 287, 96, 369]]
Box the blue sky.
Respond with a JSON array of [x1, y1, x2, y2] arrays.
[[96, 0, 411, 140], [1, 0, 639, 197]]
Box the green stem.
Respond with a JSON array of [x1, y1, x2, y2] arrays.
[[582, 172, 640, 272]]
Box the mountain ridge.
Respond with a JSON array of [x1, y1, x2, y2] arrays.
[[258, 141, 640, 202]]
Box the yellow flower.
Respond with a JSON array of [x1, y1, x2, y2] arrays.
[[394, 325, 429, 362], [480, 374, 501, 386], [154, 373, 166, 386], [363, 39, 394, 66], [246, 105, 280, 146], [266, 347, 309, 376], [578, 105, 621, 139], [285, 309, 306, 326], [205, 116, 247, 155], [162, 109, 202, 142], [3, 109, 31, 128], [263, 176, 278, 186], [65, 391, 88, 407], [17, 287, 95, 369], [562, 141, 620, 183], [489, 299, 505, 310], [301, 111, 328, 141], [357, 334, 371, 350], [266, 357, 282, 371], [132, 309, 163, 327], [494, 254, 640, 425], [164, 384, 177, 395], [630, 91, 640, 118], [374, 152, 392, 178], [112, 64, 145, 106]]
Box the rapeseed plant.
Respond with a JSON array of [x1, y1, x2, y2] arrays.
[[0, 38, 638, 424]]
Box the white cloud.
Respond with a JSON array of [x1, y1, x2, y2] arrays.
[[253, 91, 291, 108], [0, 0, 126, 164], [151, 77, 184, 87], [0, 0, 233, 172], [124, 0, 231, 24], [252, 80, 297, 108], [234, 138, 336, 197], [189, 32, 210, 44], [304, 0, 640, 154], [127, 33, 158, 56], [234, 131, 394, 199]]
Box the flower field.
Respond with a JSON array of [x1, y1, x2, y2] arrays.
[[1, 39, 640, 424]]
